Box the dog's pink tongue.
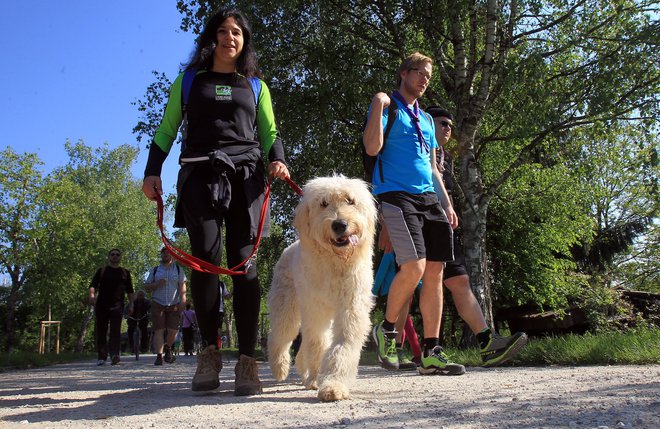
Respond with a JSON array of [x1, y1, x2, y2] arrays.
[[348, 234, 359, 246]]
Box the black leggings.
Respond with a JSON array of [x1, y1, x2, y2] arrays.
[[180, 170, 261, 357]]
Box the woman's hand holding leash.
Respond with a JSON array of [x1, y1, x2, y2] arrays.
[[142, 176, 163, 201], [268, 161, 290, 180]]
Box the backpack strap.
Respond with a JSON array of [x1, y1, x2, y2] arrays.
[[181, 69, 197, 109], [248, 76, 262, 107], [376, 101, 398, 183]]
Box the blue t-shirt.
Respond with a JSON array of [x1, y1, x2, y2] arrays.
[[368, 97, 438, 195]]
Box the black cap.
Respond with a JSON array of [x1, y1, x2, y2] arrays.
[[426, 105, 453, 120]]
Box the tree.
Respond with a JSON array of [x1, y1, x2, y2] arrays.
[[137, 0, 659, 327], [27, 141, 162, 352], [0, 148, 43, 352]]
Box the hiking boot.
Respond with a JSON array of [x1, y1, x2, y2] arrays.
[[418, 346, 466, 375], [164, 344, 176, 364], [191, 345, 222, 392], [372, 322, 399, 370], [397, 348, 417, 371], [411, 355, 422, 367], [234, 354, 263, 396], [154, 354, 163, 366], [111, 355, 120, 365], [481, 332, 528, 367], [96, 359, 106, 366]]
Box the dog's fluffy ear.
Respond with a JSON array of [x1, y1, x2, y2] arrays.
[[293, 196, 311, 239]]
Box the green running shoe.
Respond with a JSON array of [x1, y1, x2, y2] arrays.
[[481, 332, 528, 367], [418, 346, 465, 375], [397, 348, 417, 371], [372, 322, 399, 370]]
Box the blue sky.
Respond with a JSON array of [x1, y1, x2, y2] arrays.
[[0, 1, 195, 193]]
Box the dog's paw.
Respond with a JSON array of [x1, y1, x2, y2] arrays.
[[301, 376, 318, 390], [269, 360, 290, 381], [317, 381, 350, 402]]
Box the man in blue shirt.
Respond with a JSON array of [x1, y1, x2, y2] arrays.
[[145, 247, 187, 366], [364, 52, 464, 375]]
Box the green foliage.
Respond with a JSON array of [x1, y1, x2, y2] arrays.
[[135, 0, 659, 327], [2, 141, 163, 352], [0, 147, 45, 351], [488, 159, 593, 309]]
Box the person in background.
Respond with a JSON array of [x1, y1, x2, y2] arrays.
[[127, 290, 151, 353], [142, 8, 289, 395], [181, 302, 198, 356], [217, 281, 233, 348], [145, 247, 186, 366], [89, 248, 134, 366]]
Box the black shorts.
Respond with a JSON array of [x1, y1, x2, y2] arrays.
[[378, 191, 454, 265], [444, 259, 468, 280]]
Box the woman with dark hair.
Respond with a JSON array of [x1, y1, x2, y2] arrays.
[[142, 8, 289, 396]]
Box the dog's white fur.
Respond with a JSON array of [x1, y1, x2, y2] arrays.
[[268, 175, 377, 401]]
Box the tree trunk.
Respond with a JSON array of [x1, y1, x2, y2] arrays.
[[459, 143, 495, 329], [76, 307, 94, 353], [4, 276, 21, 353], [4, 293, 16, 353]]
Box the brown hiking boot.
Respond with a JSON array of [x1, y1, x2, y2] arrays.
[[234, 354, 263, 396], [191, 345, 223, 392]]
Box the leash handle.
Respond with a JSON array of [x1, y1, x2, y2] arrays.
[[283, 176, 303, 196]]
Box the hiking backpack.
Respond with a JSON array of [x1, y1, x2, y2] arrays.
[[179, 69, 263, 151], [362, 101, 398, 183]]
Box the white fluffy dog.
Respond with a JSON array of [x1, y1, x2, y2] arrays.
[[268, 175, 377, 401]]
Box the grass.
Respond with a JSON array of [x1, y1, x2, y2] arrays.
[[0, 350, 95, 372], [361, 327, 660, 367], [3, 328, 658, 371]]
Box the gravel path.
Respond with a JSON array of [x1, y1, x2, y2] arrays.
[[0, 355, 658, 428]]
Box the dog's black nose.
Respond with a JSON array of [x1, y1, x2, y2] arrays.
[[332, 219, 348, 234]]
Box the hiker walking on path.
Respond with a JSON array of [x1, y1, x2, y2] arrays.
[[364, 52, 464, 376], [181, 302, 197, 356], [145, 247, 187, 366], [127, 290, 151, 354], [88, 248, 134, 366], [142, 8, 289, 395], [217, 280, 232, 346]]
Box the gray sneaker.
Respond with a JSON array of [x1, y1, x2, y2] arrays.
[[481, 332, 528, 367], [191, 345, 222, 392]]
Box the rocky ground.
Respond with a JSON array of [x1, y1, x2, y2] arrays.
[[0, 354, 658, 428]]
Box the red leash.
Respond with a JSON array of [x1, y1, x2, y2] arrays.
[[155, 176, 303, 275]]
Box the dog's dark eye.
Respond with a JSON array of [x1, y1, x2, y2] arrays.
[[320, 200, 328, 208], [346, 198, 355, 205]]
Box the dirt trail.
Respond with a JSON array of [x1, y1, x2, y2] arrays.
[[0, 355, 657, 428]]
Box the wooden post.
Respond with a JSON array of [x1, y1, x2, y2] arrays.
[[39, 304, 61, 355]]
